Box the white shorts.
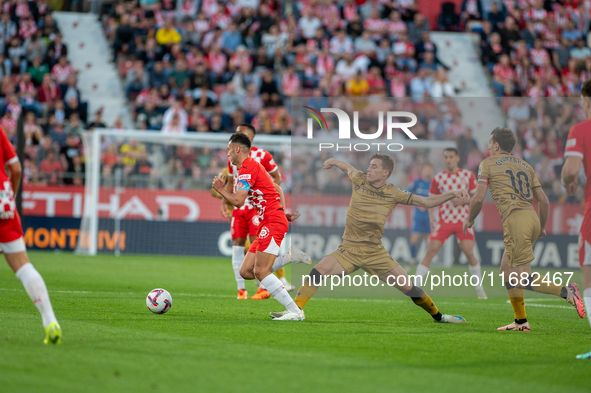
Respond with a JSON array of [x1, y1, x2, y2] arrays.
[[0, 237, 26, 254]]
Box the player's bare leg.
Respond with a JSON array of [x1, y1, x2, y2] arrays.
[[272, 255, 345, 319], [459, 240, 487, 299], [415, 240, 443, 286], [379, 266, 466, 324], [254, 251, 303, 320], [5, 250, 61, 344], [232, 237, 249, 299], [576, 265, 591, 359]]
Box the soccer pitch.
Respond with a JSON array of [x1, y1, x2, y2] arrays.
[[1, 252, 589, 393]]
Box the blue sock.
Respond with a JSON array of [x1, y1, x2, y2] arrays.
[[410, 243, 418, 259]]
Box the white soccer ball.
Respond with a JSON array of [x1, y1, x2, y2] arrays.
[[146, 288, 172, 314]]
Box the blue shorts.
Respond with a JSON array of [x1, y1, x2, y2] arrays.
[[411, 211, 431, 234]]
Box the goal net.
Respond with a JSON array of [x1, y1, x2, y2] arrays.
[[75, 130, 291, 256]]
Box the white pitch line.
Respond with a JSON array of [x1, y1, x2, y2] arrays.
[[0, 288, 578, 309]]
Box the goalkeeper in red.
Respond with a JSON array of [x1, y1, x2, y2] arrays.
[[0, 126, 61, 344], [213, 133, 305, 319]]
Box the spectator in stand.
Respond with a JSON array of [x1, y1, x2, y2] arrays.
[[407, 13, 430, 43], [499, 17, 520, 52], [298, 8, 321, 40], [330, 29, 354, 55], [156, 18, 181, 46], [486, 1, 505, 30], [562, 20, 582, 46], [112, 13, 134, 63], [219, 82, 243, 115], [51, 55, 74, 94], [162, 102, 187, 134], [39, 149, 62, 184], [410, 68, 432, 99], [570, 39, 591, 65], [431, 70, 455, 97], [5, 35, 27, 75], [345, 70, 369, 97]]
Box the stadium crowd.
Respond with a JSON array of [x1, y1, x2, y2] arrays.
[[7, 0, 589, 205]]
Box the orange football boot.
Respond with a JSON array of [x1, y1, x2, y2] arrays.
[[251, 287, 270, 300]]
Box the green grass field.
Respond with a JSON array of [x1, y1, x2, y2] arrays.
[[1, 251, 590, 393]]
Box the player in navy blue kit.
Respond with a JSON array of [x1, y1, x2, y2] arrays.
[[408, 164, 434, 266]]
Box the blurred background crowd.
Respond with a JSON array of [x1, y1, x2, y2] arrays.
[[4, 0, 589, 205]]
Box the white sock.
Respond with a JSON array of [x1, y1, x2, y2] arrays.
[[584, 288, 591, 328], [15, 263, 58, 328], [468, 263, 483, 289], [261, 274, 300, 313], [415, 264, 429, 286], [271, 254, 291, 272], [232, 246, 245, 290]]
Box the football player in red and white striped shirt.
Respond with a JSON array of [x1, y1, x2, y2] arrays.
[[415, 148, 487, 299], [0, 126, 61, 344], [213, 133, 310, 321], [222, 124, 305, 299], [562, 80, 591, 359]]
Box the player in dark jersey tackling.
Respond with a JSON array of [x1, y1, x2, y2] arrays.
[[271, 153, 469, 323]]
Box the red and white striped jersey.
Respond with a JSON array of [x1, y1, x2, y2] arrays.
[[235, 157, 282, 220], [429, 169, 477, 224], [0, 127, 17, 218], [524, 8, 548, 32], [228, 146, 278, 210], [529, 47, 550, 67]]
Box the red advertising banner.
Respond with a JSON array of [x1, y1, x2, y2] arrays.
[[21, 185, 584, 235]]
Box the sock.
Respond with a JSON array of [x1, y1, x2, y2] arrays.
[[410, 243, 418, 259], [415, 264, 429, 286], [506, 282, 527, 320], [15, 263, 58, 328], [271, 255, 291, 273], [524, 274, 563, 297], [275, 267, 286, 278], [584, 288, 591, 328], [404, 285, 440, 316], [261, 274, 300, 313], [254, 278, 264, 290], [232, 246, 245, 290], [468, 263, 483, 289], [295, 268, 321, 309]]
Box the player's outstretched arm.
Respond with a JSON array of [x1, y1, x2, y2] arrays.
[[561, 156, 582, 195], [323, 158, 356, 175], [463, 182, 487, 234], [411, 190, 469, 209], [533, 187, 550, 238]]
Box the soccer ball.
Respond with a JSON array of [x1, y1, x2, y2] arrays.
[[146, 288, 172, 314]]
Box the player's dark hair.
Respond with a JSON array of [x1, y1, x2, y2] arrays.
[[443, 148, 459, 156], [237, 123, 256, 136], [370, 153, 395, 178], [491, 127, 516, 153], [582, 80, 591, 97], [229, 132, 252, 150]]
